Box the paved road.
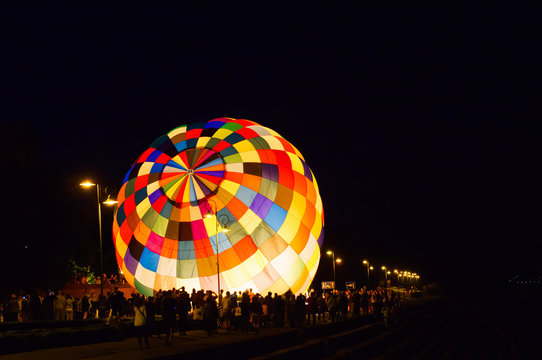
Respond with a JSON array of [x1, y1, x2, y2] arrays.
[[1, 323, 311, 360]]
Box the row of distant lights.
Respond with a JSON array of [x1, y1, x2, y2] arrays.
[[509, 280, 541, 284], [325, 251, 420, 279]]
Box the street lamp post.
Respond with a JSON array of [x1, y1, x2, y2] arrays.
[[381, 266, 387, 284], [80, 181, 118, 296], [326, 250, 336, 288], [205, 200, 230, 300], [362, 260, 370, 287]]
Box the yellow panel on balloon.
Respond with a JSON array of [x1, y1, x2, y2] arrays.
[[277, 215, 301, 244], [219, 179, 241, 198], [261, 135, 284, 151], [243, 250, 269, 278], [213, 128, 234, 140], [222, 263, 252, 289], [233, 139, 256, 153], [239, 150, 261, 163], [287, 152, 305, 174], [288, 191, 307, 222], [168, 126, 187, 139], [283, 257, 306, 289], [115, 234, 128, 258]]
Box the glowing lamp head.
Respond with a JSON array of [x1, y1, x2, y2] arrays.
[[103, 195, 118, 205], [80, 181, 95, 187]]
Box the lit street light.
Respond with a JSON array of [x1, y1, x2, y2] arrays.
[[381, 266, 388, 283], [326, 250, 336, 288], [205, 200, 230, 299], [80, 181, 118, 295], [362, 260, 370, 287]]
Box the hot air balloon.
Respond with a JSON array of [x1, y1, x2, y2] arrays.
[[113, 118, 324, 296]]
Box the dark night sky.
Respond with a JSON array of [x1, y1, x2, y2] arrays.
[[2, 3, 541, 292]]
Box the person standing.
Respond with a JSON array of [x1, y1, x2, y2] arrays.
[[249, 294, 263, 334], [54, 290, 66, 321], [107, 288, 123, 325], [361, 288, 369, 315], [134, 297, 149, 348], [7, 294, 19, 322], [177, 287, 190, 335], [306, 292, 317, 325], [274, 293, 285, 327], [203, 295, 219, 336], [294, 294, 306, 328], [239, 292, 251, 334], [65, 294, 74, 320], [326, 291, 337, 322], [145, 297, 160, 338], [161, 291, 177, 347], [29, 291, 42, 321], [221, 291, 233, 330], [82, 293, 90, 319]]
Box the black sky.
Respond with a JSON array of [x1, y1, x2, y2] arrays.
[[2, 3, 541, 292]]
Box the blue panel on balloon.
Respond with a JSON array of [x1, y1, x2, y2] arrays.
[[150, 163, 165, 174], [236, 185, 258, 208], [140, 248, 160, 272], [146, 150, 162, 163], [264, 203, 288, 232], [174, 141, 187, 153]]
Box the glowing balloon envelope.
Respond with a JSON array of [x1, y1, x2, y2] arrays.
[[113, 118, 324, 296]]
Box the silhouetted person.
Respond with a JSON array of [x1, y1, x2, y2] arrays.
[[81, 293, 90, 319], [352, 291, 361, 317], [134, 296, 149, 348], [162, 291, 177, 346], [306, 292, 317, 325], [203, 295, 218, 336], [177, 287, 190, 335], [239, 292, 251, 334], [29, 291, 41, 321], [274, 293, 285, 327], [295, 294, 306, 327], [145, 297, 160, 338], [7, 294, 18, 322], [54, 290, 66, 321], [249, 294, 263, 334], [361, 289, 369, 315]]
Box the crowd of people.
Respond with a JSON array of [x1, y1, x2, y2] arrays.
[[0, 285, 410, 347]]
